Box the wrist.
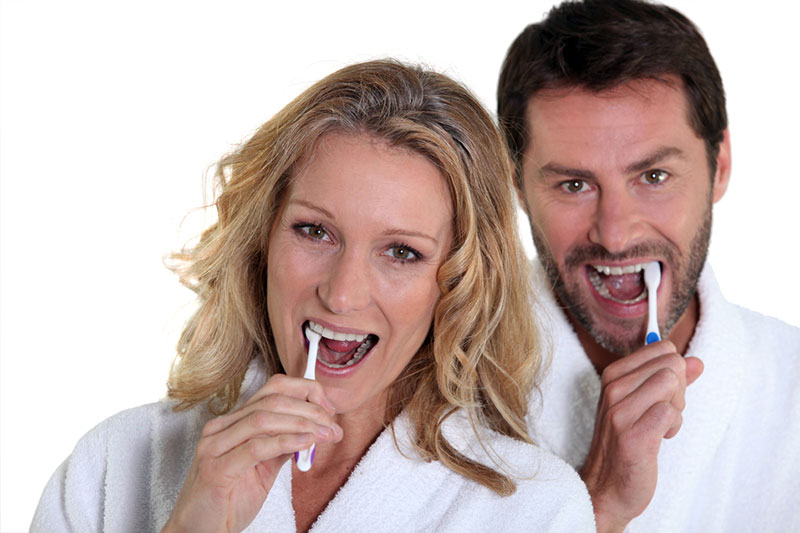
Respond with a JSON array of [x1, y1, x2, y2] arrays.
[[593, 508, 629, 533], [161, 515, 189, 533]]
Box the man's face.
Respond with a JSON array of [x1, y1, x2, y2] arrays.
[[520, 78, 730, 355]]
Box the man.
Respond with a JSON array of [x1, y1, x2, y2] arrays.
[[497, 1, 800, 531]]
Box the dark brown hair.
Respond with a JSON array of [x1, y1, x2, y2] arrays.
[[497, 0, 727, 183]]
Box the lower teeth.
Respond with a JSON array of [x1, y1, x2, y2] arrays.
[[319, 336, 376, 369], [589, 271, 648, 304]]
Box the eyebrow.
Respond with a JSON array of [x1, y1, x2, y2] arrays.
[[622, 147, 686, 174], [288, 199, 442, 246], [289, 199, 335, 219], [383, 227, 441, 246], [538, 146, 687, 180], [538, 164, 595, 180]]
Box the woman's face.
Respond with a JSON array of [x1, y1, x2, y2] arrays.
[[267, 133, 453, 416]]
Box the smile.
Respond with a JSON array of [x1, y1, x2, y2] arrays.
[[306, 320, 379, 369], [588, 262, 654, 304]]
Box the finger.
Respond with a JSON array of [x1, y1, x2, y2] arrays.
[[204, 391, 339, 440], [200, 409, 340, 460], [632, 400, 683, 443], [213, 433, 314, 482], [685, 356, 704, 386], [602, 340, 677, 383], [601, 353, 687, 412], [604, 366, 684, 433], [241, 374, 334, 413], [204, 376, 334, 436]]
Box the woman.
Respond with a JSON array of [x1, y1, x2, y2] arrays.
[[31, 60, 593, 531]]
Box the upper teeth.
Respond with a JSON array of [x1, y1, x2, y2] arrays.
[[592, 263, 648, 276], [308, 321, 367, 342]]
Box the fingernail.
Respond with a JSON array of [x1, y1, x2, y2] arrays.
[[317, 425, 333, 438], [332, 423, 343, 439]]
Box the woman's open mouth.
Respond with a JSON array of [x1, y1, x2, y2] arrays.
[[305, 320, 379, 369]]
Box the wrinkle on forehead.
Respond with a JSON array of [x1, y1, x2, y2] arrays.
[[524, 77, 694, 173]]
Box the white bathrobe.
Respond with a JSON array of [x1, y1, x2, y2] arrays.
[[31, 359, 595, 532], [530, 261, 800, 532]]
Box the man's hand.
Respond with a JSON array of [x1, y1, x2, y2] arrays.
[[579, 341, 703, 533]]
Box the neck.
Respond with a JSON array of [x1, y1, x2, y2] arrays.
[[572, 294, 700, 375], [316, 406, 387, 471], [296, 396, 385, 484]]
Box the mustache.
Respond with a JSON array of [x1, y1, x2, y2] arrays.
[[564, 242, 678, 270]]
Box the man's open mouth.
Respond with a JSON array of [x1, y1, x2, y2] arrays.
[[306, 321, 378, 369], [588, 262, 655, 304]]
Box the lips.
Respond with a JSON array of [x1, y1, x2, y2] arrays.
[[306, 320, 378, 369]]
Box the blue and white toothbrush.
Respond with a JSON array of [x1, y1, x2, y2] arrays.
[[295, 326, 321, 472], [644, 261, 662, 345]]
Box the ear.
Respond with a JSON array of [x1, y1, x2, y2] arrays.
[[712, 129, 731, 203]]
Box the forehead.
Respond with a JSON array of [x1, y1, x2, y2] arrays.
[[288, 132, 454, 225], [523, 79, 700, 168], [292, 132, 442, 189]]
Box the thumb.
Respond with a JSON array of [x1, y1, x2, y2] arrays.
[[685, 356, 704, 386]]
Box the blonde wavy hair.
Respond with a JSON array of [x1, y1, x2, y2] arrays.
[[168, 59, 541, 496]]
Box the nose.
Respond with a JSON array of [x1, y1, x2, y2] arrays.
[[588, 189, 646, 254], [317, 249, 371, 314]]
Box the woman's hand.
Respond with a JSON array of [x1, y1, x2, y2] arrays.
[[163, 373, 342, 533]]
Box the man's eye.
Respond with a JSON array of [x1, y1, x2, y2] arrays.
[[384, 245, 419, 262], [561, 179, 586, 193], [642, 169, 669, 185]]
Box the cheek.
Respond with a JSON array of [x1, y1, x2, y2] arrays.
[[268, 237, 324, 297], [531, 201, 587, 257], [385, 275, 440, 349], [647, 194, 707, 247], [266, 240, 320, 356], [265, 258, 290, 365]]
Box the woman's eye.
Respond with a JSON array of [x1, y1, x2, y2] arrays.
[[642, 169, 669, 185], [561, 179, 587, 193], [384, 245, 419, 262], [298, 224, 330, 241]]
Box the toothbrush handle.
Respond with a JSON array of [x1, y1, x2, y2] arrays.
[[295, 444, 315, 471], [646, 293, 660, 345], [296, 329, 321, 471]]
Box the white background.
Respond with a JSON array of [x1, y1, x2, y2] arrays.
[[1, 1, 798, 530]]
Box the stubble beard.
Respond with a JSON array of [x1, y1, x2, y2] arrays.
[[531, 207, 712, 356]]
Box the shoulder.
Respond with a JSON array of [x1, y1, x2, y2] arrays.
[[717, 293, 800, 373], [693, 266, 800, 420], [31, 400, 210, 532], [697, 265, 800, 359], [77, 399, 208, 460], [731, 304, 800, 349], [31, 360, 266, 532], [493, 436, 596, 530], [438, 412, 595, 531]]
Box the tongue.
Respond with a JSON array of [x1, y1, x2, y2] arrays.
[[602, 273, 645, 301], [319, 338, 362, 365]]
